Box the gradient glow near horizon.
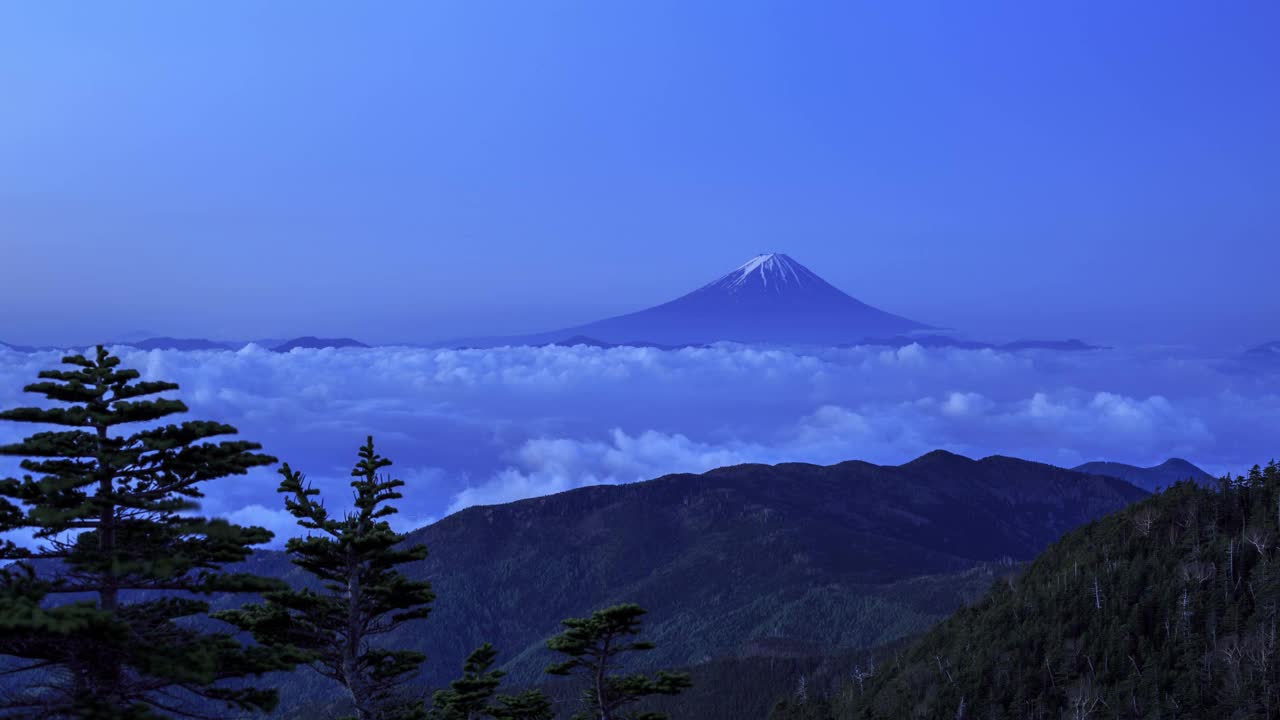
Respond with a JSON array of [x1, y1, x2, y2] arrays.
[[2, 2, 1279, 347]]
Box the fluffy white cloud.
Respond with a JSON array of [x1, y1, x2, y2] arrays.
[[940, 391, 993, 418], [443, 385, 1233, 513], [447, 429, 755, 514], [0, 342, 1276, 536], [222, 500, 436, 548], [224, 504, 301, 546]]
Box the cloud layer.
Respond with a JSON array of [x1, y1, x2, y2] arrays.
[[1, 342, 1276, 542]]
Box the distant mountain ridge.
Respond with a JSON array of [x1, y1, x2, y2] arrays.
[[1247, 339, 1280, 357], [270, 336, 368, 352], [1073, 457, 1213, 492], [3, 337, 372, 353], [123, 337, 240, 351], [1240, 339, 1280, 367], [0, 340, 55, 352]]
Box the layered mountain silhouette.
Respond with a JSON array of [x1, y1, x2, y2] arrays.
[[1237, 339, 1280, 369], [111, 336, 370, 352], [0, 340, 65, 352], [120, 337, 239, 351], [1073, 457, 1213, 492], [270, 336, 369, 352], [844, 335, 1106, 351], [225, 450, 1146, 707], [1247, 339, 1280, 357], [3, 337, 371, 353], [462, 253, 932, 347]]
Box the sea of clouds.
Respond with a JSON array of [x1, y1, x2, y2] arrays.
[[1, 342, 1276, 543]]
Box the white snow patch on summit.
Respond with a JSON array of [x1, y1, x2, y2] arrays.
[[724, 253, 806, 290]]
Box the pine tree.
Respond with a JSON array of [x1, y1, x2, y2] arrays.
[[485, 692, 555, 720], [215, 436, 435, 720], [545, 604, 692, 720], [429, 643, 553, 720], [0, 346, 299, 717]]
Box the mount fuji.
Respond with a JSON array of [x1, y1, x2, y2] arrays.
[[465, 253, 932, 347]]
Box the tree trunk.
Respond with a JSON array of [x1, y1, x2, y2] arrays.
[[596, 632, 613, 720], [91, 419, 123, 705], [344, 543, 371, 720], [96, 423, 118, 613]]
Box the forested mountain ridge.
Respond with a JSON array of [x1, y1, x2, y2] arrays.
[[771, 462, 1280, 719], [234, 451, 1147, 698], [3, 445, 1148, 718]]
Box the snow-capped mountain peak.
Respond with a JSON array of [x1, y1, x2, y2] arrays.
[[724, 253, 806, 290], [460, 252, 931, 346], [703, 252, 831, 295]]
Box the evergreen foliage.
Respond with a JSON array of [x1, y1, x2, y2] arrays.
[[214, 436, 436, 720], [545, 604, 692, 720], [771, 462, 1280, 719], [429, 643, 552, 720], [0, 346, 297, 718]]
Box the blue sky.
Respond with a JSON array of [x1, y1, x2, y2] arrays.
[[2, 2, 1277, 347]]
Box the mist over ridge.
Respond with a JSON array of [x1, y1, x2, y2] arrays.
[[2, 339, 1273, 546]]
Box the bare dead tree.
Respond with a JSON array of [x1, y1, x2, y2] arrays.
[[1132, 508, 1158, 537], [1242, 627, 1271, 678], [1180, 560, 1217, 585], [1179, 588, 1193, 637], [1127, 655, 1143, 715], [1219, 635, 1246, 698], [1068, 679, 1103, 720], [1176, 502, 1199, 530], [851, 659, 875, 694], [1226, 539, 1236, 601], [935, 655, 955, 685], [1244, 526, 1271, 557]]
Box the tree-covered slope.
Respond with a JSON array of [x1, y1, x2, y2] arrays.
[[774, 462, 1280, 720], [238, 451, 1145, 694]]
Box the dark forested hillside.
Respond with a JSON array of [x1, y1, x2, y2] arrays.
[[773, 462, 1280, 720], [2, 447, 1150, 718], [236, 451, 1145, 706]]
